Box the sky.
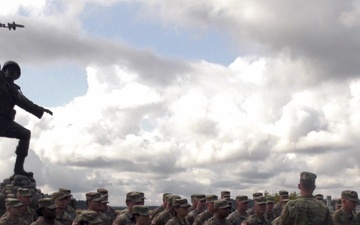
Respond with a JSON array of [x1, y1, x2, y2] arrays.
[[1, 0, 360, 206]]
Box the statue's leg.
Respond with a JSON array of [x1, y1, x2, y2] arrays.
[[1, 121, 33, 177]]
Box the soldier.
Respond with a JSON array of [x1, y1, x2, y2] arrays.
[[17, 188, 37, 224], [277, 171, 333, 225], [152, 195, 181, 225], [120, 192, 138, 215], [137, 192, 146, 206], [58, 188, 76, 221], [265, 197, 276, 222], [334, 199, 341, 211], [204, 199, 232, 225], [186, 195, 206, 225], [151, 193, 172, 220], [0, 61, 53, 177], [227, 195, 249, 225], [133, 206, 151, 225], [221, 192, 231, 200], [73, 192, 111, 225], [273, 190, 288, 217], [246, 193, 262, 216], [97, 188, 118, 222], [31, 198, 61, 225], [113, 193, 143, 225], [77, 210, 103, 225], [0, 198, 28, 225], [332, 190, 359, 225], [50, 192, 73, 225], [220, 192, 235, 213], [189, 195, 198, 212], [165, 199, 191, 225], [242, 196, 271, 225], [193, 195, 218, 225]]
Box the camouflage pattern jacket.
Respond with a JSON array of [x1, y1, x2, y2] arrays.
[[332, 208, 357, 225], [227, 210, 248, 225], [277, 196, 333, 225]]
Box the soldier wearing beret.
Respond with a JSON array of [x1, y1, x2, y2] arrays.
[[133, 206, 150, 225], [152, 195, 181, 225], [186, 195, 206, 225], [227, 196, 249, 225], [151, 193, 172, 220], [332, 190, 359, 225], [113, 193, 143, 225], [0, 198, 28, 225], [97, 188, 118, 222], [204, 199, 232, 225], [31, 198, 61, 225], [242, 197, 271, 225], [17, 188, 37, 224], [165, 199, 191, 225], [277, 171, 333, 225], [273, 190, 288, 218], [51, 192, 73, 225], [193, 195, 218, 225]]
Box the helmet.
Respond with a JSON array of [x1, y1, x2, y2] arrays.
[[2, 61, 21, 79]]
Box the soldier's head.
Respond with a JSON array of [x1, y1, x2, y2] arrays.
[[341, 190, 359, 211], [2, 61, 21, 81], [278, 190, 289, 201], [280, 195, 289, 207], [173, 199, 191, 218], [252, 192, 263, 198], [314, 194, 324, 201], [5, 198, 24, 217], [206, 195, 218, 212], [137, 192, 146, 205], [214, 199, 231, 218], [37, 198, 57, 219], [266, 197, 275, 212], [132, 205, 150, 225], [97, 188, 109, 201], [298, 171, 316, 193], [162, 193, 172, 206], [168, 195, 181, 211], [221, 191, 231, 200], [51, 191, 68, 209], [125, 192, 143, 211], [16, 188, 32, 206], [100, 198, 109, 213], [254, 196, 267, 215], [195, 194, 206, 211], [86, 192, 103, 212], [335, 198, 342, 210], [235, 195, 249, 211], [78, 210, 103, 225], [59, 188, 72, 205]]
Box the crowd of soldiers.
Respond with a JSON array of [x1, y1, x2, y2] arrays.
[[0, 171, 359, 225]]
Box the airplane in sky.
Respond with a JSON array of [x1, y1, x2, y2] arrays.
[[0, 22, 25, 30]]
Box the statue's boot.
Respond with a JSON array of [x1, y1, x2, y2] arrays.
[[14, 155, 33, 177]]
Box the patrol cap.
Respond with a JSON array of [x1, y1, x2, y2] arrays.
[[17, 188, 32, 197], [128, 193, 143, 203], [252, 192, 263, 198], [169, 195, 181, 205], [5, 198, 23, 208], [126, 191, 137, 200], [300, 171, 317, 186], [335, 198, 342, 205], [314, 194, 324, 200], [279, 190, 289, 197], [80, 210, 103, 224], [254, 196, 267, 205], [206, 195, 218, 203], [190, 194, 197, 200], [97, 188, 109, 197], [235, 195, 249, 203], [195, 194, 206, 201], [137, 192, 146, 200], [59, 188, 72, 197], [174, 199, 191, 208], [38, 198, 57, 209], [51, 192, 68, 201], [281, 195, 289, 202], [221, 191, 230, 198], [6, 194, 15, 198], [266, 197, 275, 204], [214, 199, 231, 209], [132, 205, 150, 216], [86, 192, 103, 202], [341, 190, 359, 202], [163, 193, 172, 199]]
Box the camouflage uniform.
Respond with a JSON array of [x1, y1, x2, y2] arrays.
[[113, 211, 135, 225], [204, 216, 232, 225], [244, 214, 271, 225], [106, 205, 118, 222], [22, 206, 37, 224], [277, 172, 333, 225], [187, 209, 204, 225], [227, 210, 248, 225], [152, 209, 173, 225], [332, 208, 357, 225], [55, 211, 73, 225], [64, 205, 76, 221], [194, 210, 214, 225], [273, 191, 288, 218], [0, 214, 29, 225], [30, 217, 62, 225], [152, 206, 166, 220], [166, 217, 191, 225]]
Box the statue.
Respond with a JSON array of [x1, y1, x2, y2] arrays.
[[0, 61, 53, 177]]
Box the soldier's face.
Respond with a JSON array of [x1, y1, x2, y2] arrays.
[[217, 207, 231, 218], [238, 202, 248, 211], [266, 203, 274, 212], [56, 198, 67, 209], [18, 195, 32, 206]]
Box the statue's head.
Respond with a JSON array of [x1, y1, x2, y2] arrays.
[[2, 61, 21, 80]]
